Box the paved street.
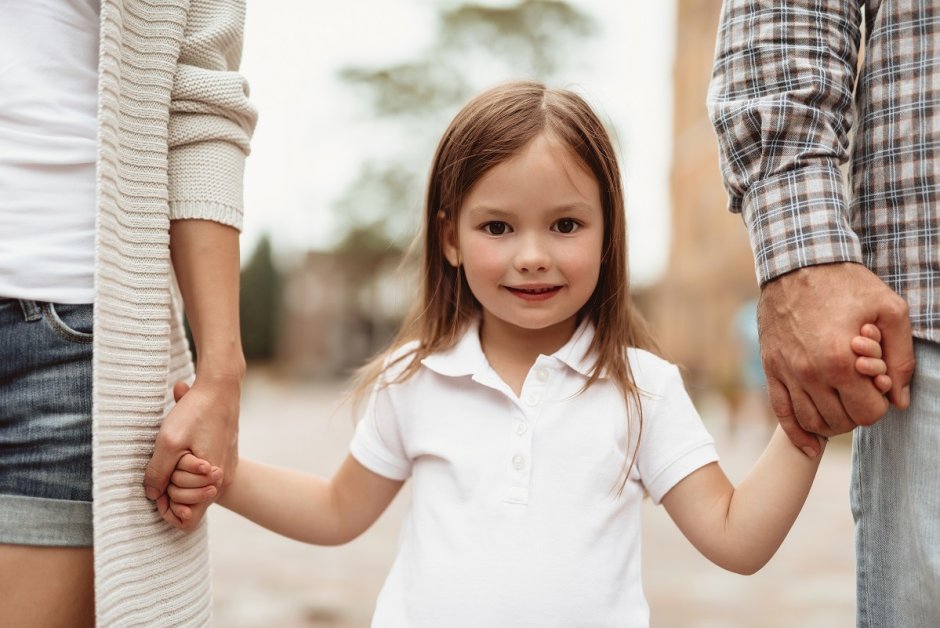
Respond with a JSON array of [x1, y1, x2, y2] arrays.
[[210, 371, 855, 627]]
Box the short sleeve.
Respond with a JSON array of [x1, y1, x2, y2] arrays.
[[349, 382, 413, 481], [636, 365, 719, 504]]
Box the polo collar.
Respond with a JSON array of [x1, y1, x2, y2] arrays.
[[420, 319, 489, 377], [553, 319, 601, 378], [420, 318, 602, 379]]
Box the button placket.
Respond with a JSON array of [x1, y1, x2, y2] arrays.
[[505, 361, 555, 505], [508, 405, 534, 491]]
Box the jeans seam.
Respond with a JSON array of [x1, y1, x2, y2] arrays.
[[40, 303, 93, 344], [854, 435, 870, 628]]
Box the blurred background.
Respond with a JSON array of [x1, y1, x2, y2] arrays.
[[209, 1, 856, 626]]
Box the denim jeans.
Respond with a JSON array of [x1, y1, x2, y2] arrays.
[[852, 338, 940, 627], [0, 298, 93, 547]]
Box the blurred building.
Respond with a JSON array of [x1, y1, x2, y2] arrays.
[[277, 251, 410, 378], [644, 0, 759, 396]]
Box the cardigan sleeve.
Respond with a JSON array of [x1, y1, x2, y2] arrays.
[[167, 0, 258, 231]]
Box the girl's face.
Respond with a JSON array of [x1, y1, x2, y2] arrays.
[[444, 133, 604, 346]]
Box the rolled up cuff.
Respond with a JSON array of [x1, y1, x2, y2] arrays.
[[168, 140, 246, 231], [741, 165, 862, 285]]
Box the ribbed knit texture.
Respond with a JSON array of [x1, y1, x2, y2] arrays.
[[92, 1, 255, 626]]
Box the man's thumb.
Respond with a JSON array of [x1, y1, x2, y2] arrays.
[[879, 315, 915, 409]]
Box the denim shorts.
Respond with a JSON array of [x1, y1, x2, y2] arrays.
[[0, 298, 93, 547]]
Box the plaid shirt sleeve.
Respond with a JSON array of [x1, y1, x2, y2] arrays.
[[707, 0, 865, 285]]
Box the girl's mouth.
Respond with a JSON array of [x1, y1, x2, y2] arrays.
[[505, 285, 562, 301]]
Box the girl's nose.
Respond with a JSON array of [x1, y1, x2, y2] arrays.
[[513, 234, 551, 272]]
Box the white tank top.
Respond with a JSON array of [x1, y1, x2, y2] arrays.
[[0, 0, 100, 303]]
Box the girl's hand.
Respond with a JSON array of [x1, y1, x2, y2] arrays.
[[851, 323, 893, 394], [157, 453, 222, 526]]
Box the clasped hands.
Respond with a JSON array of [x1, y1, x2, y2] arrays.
[[143, 376, 240, 531], [758, 263, 916, 456]]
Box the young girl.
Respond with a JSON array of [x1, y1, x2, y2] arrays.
[[165, 81, 891, 626]]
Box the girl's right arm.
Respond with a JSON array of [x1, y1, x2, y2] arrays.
[[174, 454, 403, 546]]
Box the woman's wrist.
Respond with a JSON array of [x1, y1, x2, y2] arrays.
[[193, 343, 247, 382]]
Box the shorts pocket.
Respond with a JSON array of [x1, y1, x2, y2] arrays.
[[42, 303, 93, 344]]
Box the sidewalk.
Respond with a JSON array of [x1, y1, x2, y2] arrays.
[[210, 372, 855, 627]]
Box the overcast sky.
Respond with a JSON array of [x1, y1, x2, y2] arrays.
[[239, 0, 676, 287]]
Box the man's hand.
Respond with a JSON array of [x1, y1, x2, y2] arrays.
[[758, 263, 915, 455], [144, 375, 241, 531]]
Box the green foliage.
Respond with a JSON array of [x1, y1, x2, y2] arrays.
[[240, 234, 282, 361], [333, 162, 421, 250], [334, 0, 595, 251], [441, 1, 594, 77]]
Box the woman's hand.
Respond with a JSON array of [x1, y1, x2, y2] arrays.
[[145, 375, 241, 531]]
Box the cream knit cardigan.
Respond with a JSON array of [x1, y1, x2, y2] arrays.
[[92, 1, 255, 625]]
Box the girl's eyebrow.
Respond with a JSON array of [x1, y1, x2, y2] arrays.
[[547, 202, 593, 214], [463, 206, 513, 218], [465, 202, 593, 217]]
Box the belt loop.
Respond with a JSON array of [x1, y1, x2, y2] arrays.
[[17, 299, 42, 322]]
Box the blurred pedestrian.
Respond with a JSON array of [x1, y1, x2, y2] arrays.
[[728, 298, 773, 430]]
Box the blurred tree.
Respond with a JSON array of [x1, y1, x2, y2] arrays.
[[335, 0, 596, 248], [240, 234, 282, 361]]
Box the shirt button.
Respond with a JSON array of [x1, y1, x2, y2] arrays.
[[516, 422, 528, 436], [536, 367, 551, 382], [525, 392, 540, 407], [512, 455, 526, 470]]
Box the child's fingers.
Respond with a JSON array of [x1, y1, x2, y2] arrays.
[[169, 500, 192, 522], [860, 323, 882, 343], [874, 374, 893, 394], [855, 356, 888, 377], [171, 466, 222, 489], [176, 452, 211, 475], [167, 483, 218, 505], [851, 336, 883, 359]]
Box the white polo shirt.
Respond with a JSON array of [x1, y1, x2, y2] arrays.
[[350, 321, 719, 627]]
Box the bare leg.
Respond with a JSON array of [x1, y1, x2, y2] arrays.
[[0, 544, 94, 628]]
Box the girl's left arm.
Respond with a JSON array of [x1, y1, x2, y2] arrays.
[[661, 427, 824, 575], [661, 326, 888, 573]]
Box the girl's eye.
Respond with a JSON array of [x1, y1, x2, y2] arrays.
[[554, 219, 580, 234], [483, 221, 510, 236]]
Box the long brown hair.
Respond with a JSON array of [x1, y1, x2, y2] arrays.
[[354, 80, 657, 485]]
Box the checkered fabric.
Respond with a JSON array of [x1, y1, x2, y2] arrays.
[[708, 0, 940, 342]]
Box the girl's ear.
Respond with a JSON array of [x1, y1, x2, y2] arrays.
[[441, 214, 461, 268]]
